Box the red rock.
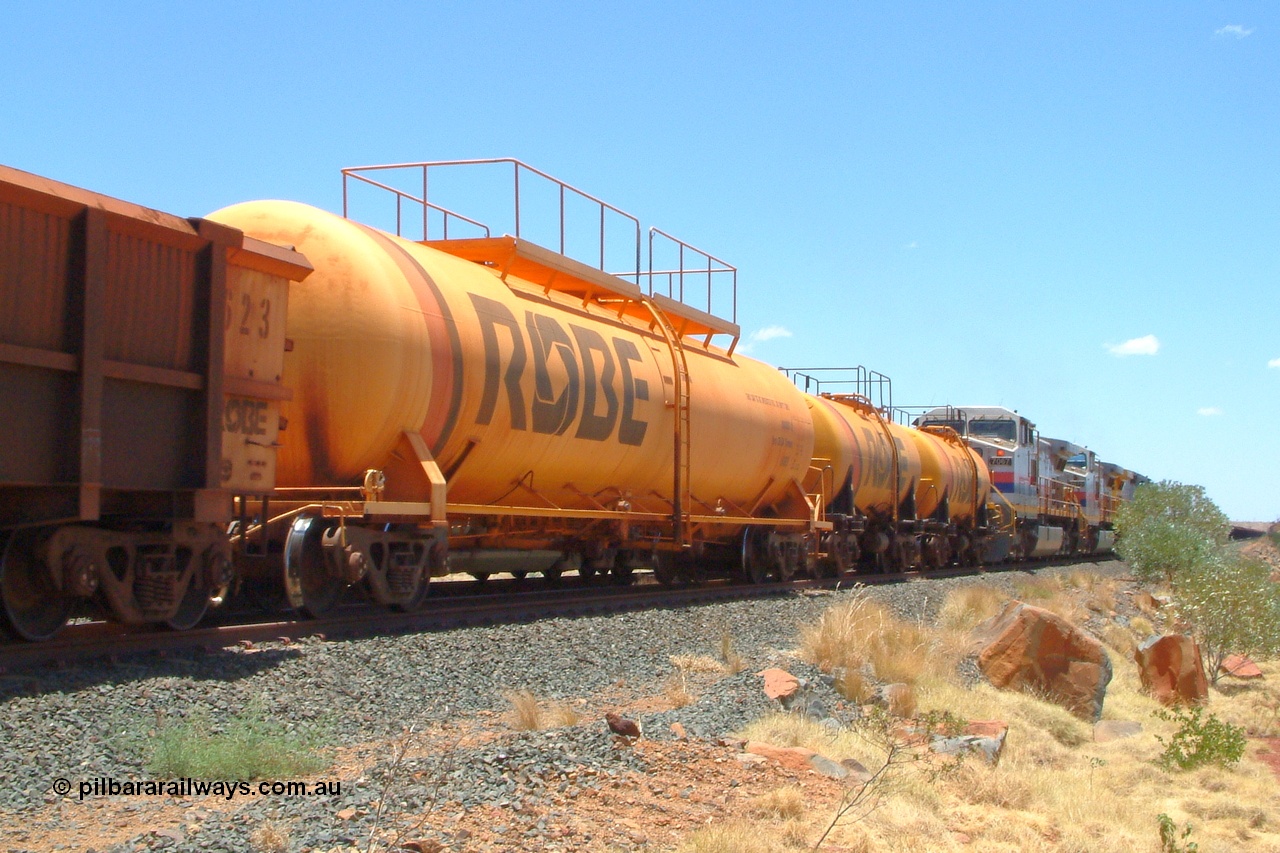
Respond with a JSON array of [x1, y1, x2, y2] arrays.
[[974, 601, 1113, 721], [1134, 634, 1208, 705], [963, 720, 1008, 740], [745, 741, 818, 772], [758, 668, 800, 701], [1221, 653, 1264, 679], [670, 722, 688, 739], [336, 808, 356, 820]]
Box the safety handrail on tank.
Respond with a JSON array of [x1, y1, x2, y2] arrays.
[[340, 159, 741, 338], [341, 171, 492, 240], [780, 366, 894, 413], [644, 227, 738, 325], [342, 158, 643, 282]]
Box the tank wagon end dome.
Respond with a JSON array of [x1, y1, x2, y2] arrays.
[[206, 200, 440, 486]]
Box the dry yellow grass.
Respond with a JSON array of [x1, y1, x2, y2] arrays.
[[665, 671, 694, 708], [748, 785, 807, 820], [937, 583, 1007, 632], [835, 667, 874, 703], [1214, 661, 1280, 736], [684, 568, 1280, 853], [1129, 614, 1155, 639], [1100, 622, 1138, 659], [503, 689, 541, 730], [799, 594, 931, 686], [1012, 574, 1061, 601], [720, 632, 747, 674], [1063, 569, 1120, 615], [502, 689, 581, 730], [669, 653, 728, 674], [1010, 574, 1086, 623], [738, 713, 883, 772], [543, 701, 581, 727], [671, 820, 808, 852], [248, 820, 289, 853]]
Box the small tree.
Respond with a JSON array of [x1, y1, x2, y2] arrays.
[[1115, 481, 1230, 583], [1175, 550, 1280, 683]]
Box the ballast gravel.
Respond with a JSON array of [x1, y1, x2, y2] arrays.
[[0, 561, 1127, 852]]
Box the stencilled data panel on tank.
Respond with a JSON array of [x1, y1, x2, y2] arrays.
[[220, 264, 292, 494]]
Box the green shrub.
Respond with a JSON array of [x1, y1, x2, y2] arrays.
[[1157, 813, 1199, 853], [1115, 481, 1229, 583], [148, 703, 328, 780], [1154, 705, 1246, 771], [1175, 550, 1280, 682]]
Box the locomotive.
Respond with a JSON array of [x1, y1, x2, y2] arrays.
[[913, 406, 1145, 561], [0, 160, 1141, 641]]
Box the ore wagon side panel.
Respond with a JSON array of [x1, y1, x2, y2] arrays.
[[0, 165, 308, 527]]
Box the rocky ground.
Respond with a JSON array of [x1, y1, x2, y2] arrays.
[[0, 558, 1257, 853]]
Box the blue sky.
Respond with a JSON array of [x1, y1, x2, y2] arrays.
[[3, 2, 1276, 520]]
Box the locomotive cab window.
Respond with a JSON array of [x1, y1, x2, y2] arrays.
[[967, 419, 1016, 442]]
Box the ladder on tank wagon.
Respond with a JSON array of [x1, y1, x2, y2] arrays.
[[639, 297, 693, 546]]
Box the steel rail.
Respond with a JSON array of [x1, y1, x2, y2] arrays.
[[0, 554, 1118, 673]]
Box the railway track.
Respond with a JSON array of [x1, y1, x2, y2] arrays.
[[0, 555, 1106, 673]]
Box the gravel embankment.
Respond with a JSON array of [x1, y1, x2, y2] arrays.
[[0, 561, 1127, 852]]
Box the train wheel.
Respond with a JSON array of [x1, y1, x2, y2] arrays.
[[165, 551, 210, 631], [0, 529, 74, 642], [284, 516, 343, 618], [741, 528, 772, 584]]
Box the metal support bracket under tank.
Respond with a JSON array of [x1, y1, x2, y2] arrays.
[[363, 431, 450, 579]]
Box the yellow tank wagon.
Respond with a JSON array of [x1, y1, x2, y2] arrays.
[[802, 385, 989, 572], [210, 196, 820, 612]]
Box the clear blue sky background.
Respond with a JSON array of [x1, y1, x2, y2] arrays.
[[3, 2, 1276, 520]]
